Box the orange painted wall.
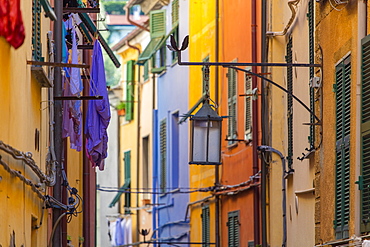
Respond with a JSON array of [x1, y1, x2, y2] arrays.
[[219, 0, 262, 245]]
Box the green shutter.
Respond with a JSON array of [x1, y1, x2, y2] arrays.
[[308, 0, 315, 147], [150, 10, 166, 38], [143, 61, 149, 81], [109, 151, 131, 208], [334, 55, 351, 239], [202, 56, 210, 93], [124, 151, 131, 213], [32, 0, 42, 62], [126, 60, 135, 121], [361, 35, 370, 232], [286, 37, 293, 170], [202, 206, 210, 247], [228, 67, 237, 145], [160, 119, 167, 193], [172, 0, 179, 26], [227, 211, 239, 247], [137, 9, 166, 65]]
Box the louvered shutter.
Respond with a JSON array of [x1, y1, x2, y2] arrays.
[[227, 211, 239, 247], [124, 151, 131, 212], [202, 206, 210, 247], [32, 0, 42, 61], [172, 0, 179, 26], [126, 60, 135, 121], [308, 0, 315, 147], [286, 37, 293, 169], [150, 10, 166, 38], [160, 119, 167, 193], [245, 71, 252, 140], [334, 55, 351, 239], [228, 67, 237, 145], [361, 35, 370, 232]]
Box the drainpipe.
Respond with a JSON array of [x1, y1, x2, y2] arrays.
[[252, 0, 260, 245], [356, 0, 367, 236], [124, 4, 149, 32], [257, 146, 287, 247], [261, 0, 268, 245], [52, 1, 63, 246], [215, 1, 220, 247]]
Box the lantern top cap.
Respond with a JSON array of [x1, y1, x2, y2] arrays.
[[192, 101, 222, 121]]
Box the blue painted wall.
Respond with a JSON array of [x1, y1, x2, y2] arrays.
[[152, 1, 190, 245]]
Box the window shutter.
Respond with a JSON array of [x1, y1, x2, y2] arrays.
[[143, 61, 149, 81], [308, 0, 315, 147], [32, 0, 42, 61], [202, 206, 210, 247], [172, 0, 179, 26], [286, 37, 293, 170], [202, 56, 210, 93], [150, 10, 166, 38], [124, 151, 131, 212], [334, 55, 351, 239], [361, 35, 370, 232], [227, 67, 237, 145], [160, 119, 167, 193], [126, 60, 135, 121], [227, 211, 239, 247], [245, 71, 252, 140]]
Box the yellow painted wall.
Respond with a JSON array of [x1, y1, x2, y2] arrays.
[[315, 0, 359, 243], [0, 1, 52, 246], [189, 0, 217, 243], [267, 0, 316, 246], [117, 46, 142, 243]]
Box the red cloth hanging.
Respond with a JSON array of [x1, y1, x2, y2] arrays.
[[0, 0, 25, 49]]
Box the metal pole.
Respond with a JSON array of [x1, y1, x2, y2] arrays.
[[53, 1, 63, 246]]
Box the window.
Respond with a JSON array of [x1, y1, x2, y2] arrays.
[[171, 112, 179, 189], [32, 0, 42, 61], [227, 211, 239, 247], [286, 37, 293, 170], [160, 119, 167, 193], [227, 66, 237, 145], [244, 68, 252, 141], [361, 35, 370, 233], [142, 136, 150, 200], [334, 55, 351, 239], [152, 45, 166, 74], [202, 205, 210, 247], [126, 60, 135, 121], [124, 151, 131, 214]]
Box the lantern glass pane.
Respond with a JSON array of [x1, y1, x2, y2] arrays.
[[192, 119, 220, 163]]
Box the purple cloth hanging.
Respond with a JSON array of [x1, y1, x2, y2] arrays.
[[85, 40, 111, 170]]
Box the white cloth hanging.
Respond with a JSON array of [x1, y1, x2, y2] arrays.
[[363, 240, 370, 247]]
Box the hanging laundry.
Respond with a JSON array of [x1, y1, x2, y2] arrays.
[[85, 40, 111, 170], [0, 0, 25, 49], [115, 218, 126, 246], [109, 220, 117, 246], [62, 17, 83, 151]]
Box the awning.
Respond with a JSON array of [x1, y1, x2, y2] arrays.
[[109, 179, 130, 208], [78, 13, 121, 68], [136, 36, 164, 65], [40, 0, 57, 21]]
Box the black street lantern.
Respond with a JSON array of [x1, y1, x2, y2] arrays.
[[189, 100, 222, 165]]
